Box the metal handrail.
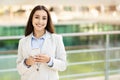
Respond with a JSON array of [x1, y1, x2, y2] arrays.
[[0, 31, 120, 40], [0, 31, 120, 80]]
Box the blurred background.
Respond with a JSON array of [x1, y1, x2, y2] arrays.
[[0, 0, 120, 80]]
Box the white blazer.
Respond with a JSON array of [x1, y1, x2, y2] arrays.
[[16, 31, 67, 80]]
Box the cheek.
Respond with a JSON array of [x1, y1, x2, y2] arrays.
[[45, 21, 47, 25], [32, 19, 37, 26], [32, 22, 35, 27], [45, 20, 47, 23], [32, 19, 35, 25], [32, 18, 37, 23]]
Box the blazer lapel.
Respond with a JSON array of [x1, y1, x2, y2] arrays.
[[25, 31, 52, 56], [40, 31, 52, 53], [25, 34, 32, 57]]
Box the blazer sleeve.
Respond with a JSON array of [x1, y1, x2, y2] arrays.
[[16, 39, 34, 75], [50, 34, 67, 71]]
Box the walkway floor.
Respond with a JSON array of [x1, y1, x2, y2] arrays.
[[76, 74, 120, 80]]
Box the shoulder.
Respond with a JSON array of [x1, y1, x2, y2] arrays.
[[46, 30, 62, 39], [19, 34, 31, 43], [51, 33, 64, 47], [52, 33, 63, 39]]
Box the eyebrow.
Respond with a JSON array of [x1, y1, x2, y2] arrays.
[[34, 14, 47, 17], [35, 14, 47, 17]]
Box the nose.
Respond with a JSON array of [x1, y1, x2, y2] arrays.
[[38, 19, 42, 23], [38, 19, 43, 24]]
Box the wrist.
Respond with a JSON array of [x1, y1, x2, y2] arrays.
[[24, 58, 31, 68], [47, 57, 54, 67], [47, 57, 50, 63]]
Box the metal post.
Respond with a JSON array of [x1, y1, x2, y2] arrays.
[[105, 34, 110, 80]]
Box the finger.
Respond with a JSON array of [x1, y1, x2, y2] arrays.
[[34, 57, 42, 61], [35, 59, 43, 62]]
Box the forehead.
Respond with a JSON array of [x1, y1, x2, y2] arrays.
[[34, 10, 47, 16]]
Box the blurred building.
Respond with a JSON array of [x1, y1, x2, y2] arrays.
[[0, 0, 120, 80]]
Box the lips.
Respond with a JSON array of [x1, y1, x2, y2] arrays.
[[36, 24, 42, 27]]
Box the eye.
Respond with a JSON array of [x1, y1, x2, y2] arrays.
[[43, 17, 47, 20], [35, 16, 39, 19]]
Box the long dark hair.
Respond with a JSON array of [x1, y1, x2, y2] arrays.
[[25, 5, 55, 36]]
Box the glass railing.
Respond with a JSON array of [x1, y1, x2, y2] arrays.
[[0, 23, 120, 51], [0, 31, 120, 80], [0, 23, 120, 36]]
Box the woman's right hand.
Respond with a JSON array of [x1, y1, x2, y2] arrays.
[[25, 56, 35, 66]]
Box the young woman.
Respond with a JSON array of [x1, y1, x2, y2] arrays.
[[16, 5, 67, 80]]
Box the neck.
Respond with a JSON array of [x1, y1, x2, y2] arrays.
[[34, 30, 45, 38]]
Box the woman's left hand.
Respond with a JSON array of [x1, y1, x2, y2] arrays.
[[34, 54, 50, 63]]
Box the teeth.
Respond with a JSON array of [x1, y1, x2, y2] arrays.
[[37, 24, 41, 27]]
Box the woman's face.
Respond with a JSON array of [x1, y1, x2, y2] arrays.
[[32, 10, 48, 32]]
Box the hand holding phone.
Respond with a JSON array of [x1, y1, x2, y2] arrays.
[[34, 54, 50, 63]]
